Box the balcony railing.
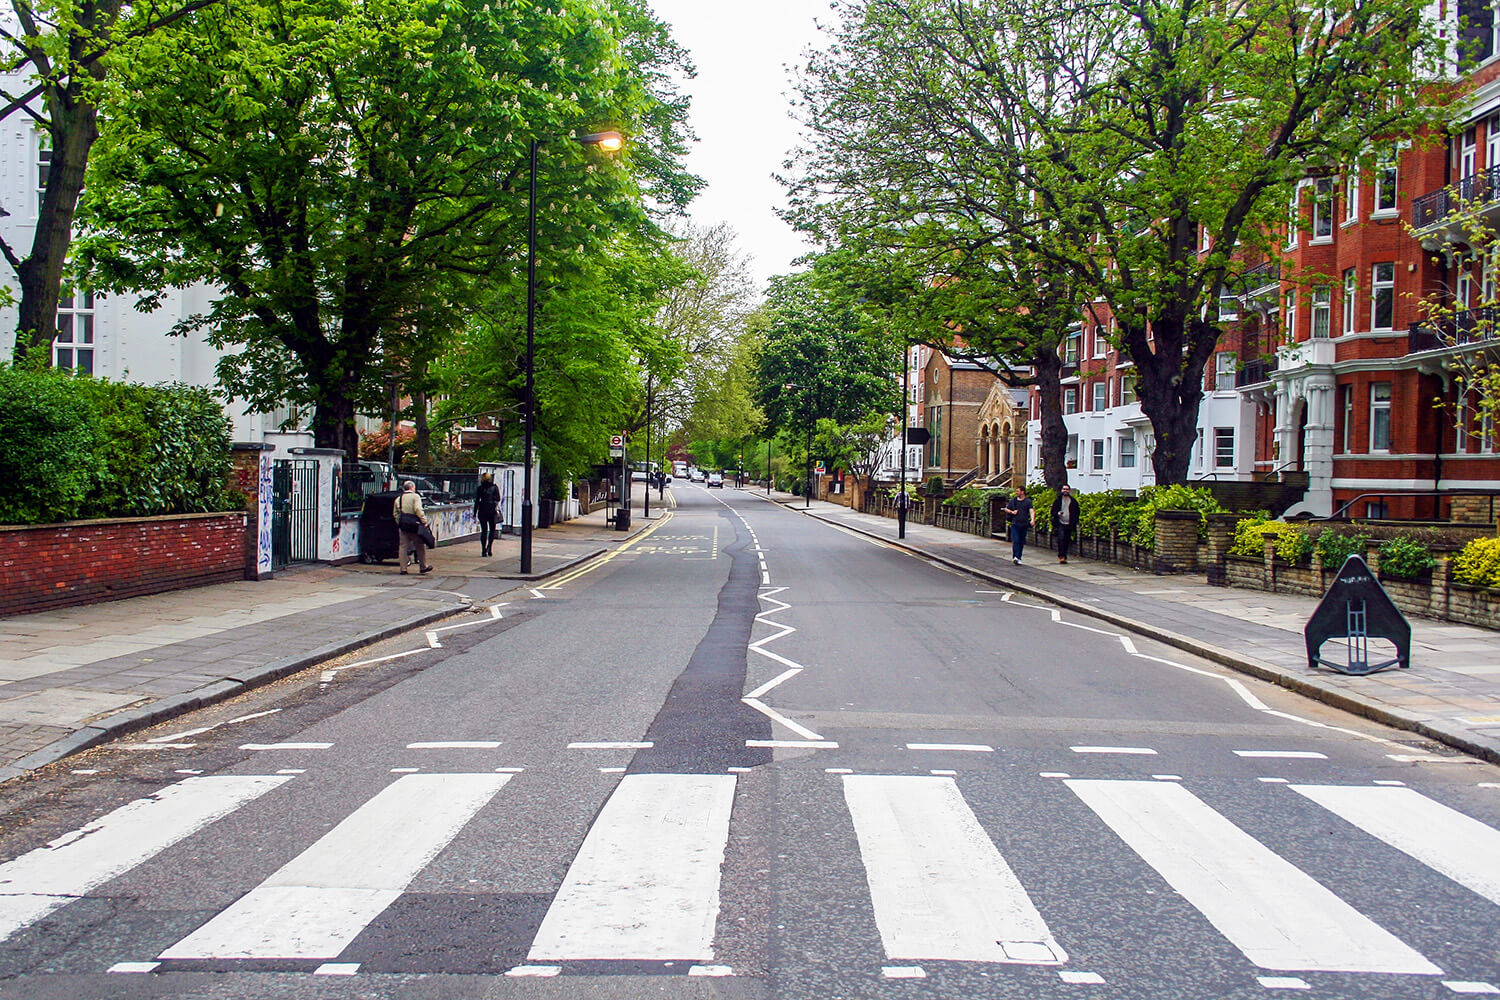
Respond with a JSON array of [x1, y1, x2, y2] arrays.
[[1225, 261, 1280, 297], [1235, 358, 1275, 387], [1409, 306, 1500, 354], [1412, 166, 1500, 230]]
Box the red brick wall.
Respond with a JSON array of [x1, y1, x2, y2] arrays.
[[0, 513, 247, 616]]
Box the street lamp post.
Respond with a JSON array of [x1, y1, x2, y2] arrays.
[[643, 372, 653, 519], [521, 130, 622, 575], [899, 339, 909, 539]]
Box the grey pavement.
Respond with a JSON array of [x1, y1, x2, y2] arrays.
[[758, 489, 1500, 766], [0, 491, 670, 782]]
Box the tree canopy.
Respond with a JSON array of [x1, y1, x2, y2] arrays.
[[787, 0, 1453, 483], [78, 0, 698, 457]]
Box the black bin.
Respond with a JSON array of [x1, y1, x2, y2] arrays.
[[358, 491, 402, 563], [615, 506, 631, 531]]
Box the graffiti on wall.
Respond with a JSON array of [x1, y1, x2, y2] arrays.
[[256, 453, 274, 575]]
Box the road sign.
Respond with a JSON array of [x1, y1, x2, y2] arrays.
[[815, 461, 826, 475], [905, 427, 931, 446], [1304, 554, 1411, 674], [609, 433, 625, 457]]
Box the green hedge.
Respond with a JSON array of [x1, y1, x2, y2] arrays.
[[0, 365, 238, 525], [1229, 515, 1313, 564], [1029, 484, 1221, 550]]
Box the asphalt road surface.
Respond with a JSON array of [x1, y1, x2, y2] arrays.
[[1, 485, 1498, 1000]]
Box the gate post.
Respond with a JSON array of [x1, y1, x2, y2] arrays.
[[231, 443, 276, 580]]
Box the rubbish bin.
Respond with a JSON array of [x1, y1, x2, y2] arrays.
[[357, 491, 402, 563], [537, 500, 553, 529], [615, 505, 631, 531]]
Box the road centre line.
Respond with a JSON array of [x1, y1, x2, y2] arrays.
[[569, 741, 653, 750], [1234, 750, 1327, 759], [747, 739, 839, 749], [906, 743, 994, 753], [406, 741, 501, 749], [543, 511, 674, 589], [1071, 746, 1158, 755], [239, 743, 333, 751]]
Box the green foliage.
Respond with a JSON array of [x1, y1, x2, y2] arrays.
[[1229, 514, 1272, 557], [944, 485, 1000, 508], [0, 366, 235, 524], [1129, 485, 1225, 548], [1378, 536, 1437, 580], [1453, 537, 1500, 589], [1078, 490, 1142, 539], [925, 475, 947, 496], [1229, 514, 1310, 563], [1316, 531, 1369, 569]]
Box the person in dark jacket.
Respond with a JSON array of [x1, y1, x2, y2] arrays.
[[1004, 486, 1035, 565], [474, 472, 501, 557], [1050, 484, 1081, 564]]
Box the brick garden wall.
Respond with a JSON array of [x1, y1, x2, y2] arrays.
[[0, 513, 247, 616]]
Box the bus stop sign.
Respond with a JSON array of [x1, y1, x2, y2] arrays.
[[1304, 554, 1411, 675]]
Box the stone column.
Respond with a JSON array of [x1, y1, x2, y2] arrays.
[[1152, 510, 1200, 574], [1204, 512, 1238, 586], [1262, 528, 1280, 592], [230, 442, 275, 580]]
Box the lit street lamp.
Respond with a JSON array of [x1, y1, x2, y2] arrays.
[[521, 130, 623, 574]]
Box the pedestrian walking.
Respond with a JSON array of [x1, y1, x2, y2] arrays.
[[474, 472, 501, 557], [1004, 485, 1035, 565], [1051, 484, 1081, 564], [394, 480, 434, 574]]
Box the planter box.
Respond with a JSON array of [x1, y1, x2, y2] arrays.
[[0, 512, 247, 617]]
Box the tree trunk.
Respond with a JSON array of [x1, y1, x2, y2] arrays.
[[12, 100, 99, 362], [413, 379, 431, 466], [1031, 348, 1069, 490], [1128, 314, 1210, 485]]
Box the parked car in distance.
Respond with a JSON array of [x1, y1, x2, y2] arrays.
[[407, 475, 454, 503], [707, 471, 724, 488]]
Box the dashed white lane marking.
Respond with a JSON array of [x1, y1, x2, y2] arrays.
[[529, 589, 547, 600], [121, 743, 197, 750], [1067, 779, 1440, 974], [239, 743, 333, 751], [1040, 772, 1071, 779], [506, 965, 560, 977], [882, 966, 927, 979], [0, 775, 290, 943], [321, 648, 428, 685], [406, 741, 501, 749], [568, 742, 653, 750], [1070, 746, 1157, 755], [1234, 750, 1327, 759], [930, 769, 958, 776], [906, 743, 994, 753], [1152, 774, 1182, 781], [1060, 970, 1106, 984], [276, 768, 306, 775], [1292, 784, 1500, 906], [108, 962, 160, 974], [528, 774, 735, 962], [846, 775, 1066, 965], [1258, 777, 1289, 784], [1258, 976, 1310, 989], [1445, 982, 1500, 994], [1389, 754, 1479, 764], [315, 963, 360, 975], [826, 767, 854, 774], [747, 739, 839, 749], [174, 769, 204, 776], [689, 965, 734, 976], [1374, 779, 1406, 786], [160, 773, 510, 960], [599, 767, 626, 774]]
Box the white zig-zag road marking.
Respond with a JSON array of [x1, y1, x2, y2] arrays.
[[743, 698, 823, 741], [746, 668, 802, 700]]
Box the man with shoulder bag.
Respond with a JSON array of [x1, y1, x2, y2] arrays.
[[393, 481, 434, 574], [1051, 483, 1081, 564]]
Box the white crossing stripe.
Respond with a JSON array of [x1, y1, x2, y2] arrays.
[[1292, 784, 1500, 906], [159, 773, 509, 959], [527, 773, 736, 961], [1066, 779, 1439, 974], [0, 775, 288, 944], [843, 775, 1066, 964]]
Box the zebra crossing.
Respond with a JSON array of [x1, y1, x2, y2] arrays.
[[1, 766, 1497, 987]]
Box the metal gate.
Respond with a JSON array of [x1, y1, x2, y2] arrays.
[[271, 459, 320, 569]]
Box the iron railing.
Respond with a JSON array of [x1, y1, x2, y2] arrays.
[[1412, 165, 1500, 229], [1235, 358, 1276, 387], [1409, 306, 1500, 354]]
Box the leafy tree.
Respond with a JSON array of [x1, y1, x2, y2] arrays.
[[2, 0, 222, 363], [78, 0, 698, 457], [814, 410, 888, 492], [788, 0, 1451, 483]]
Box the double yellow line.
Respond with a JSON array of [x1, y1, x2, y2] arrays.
[[544, 509, 675, 589]]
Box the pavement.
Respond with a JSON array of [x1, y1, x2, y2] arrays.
[[0, 490, 672, 782], [3, 482, 1499, 784], [756, 489, 1500, 767]]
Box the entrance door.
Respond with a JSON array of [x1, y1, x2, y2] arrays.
[[271, 459, 320, 569]]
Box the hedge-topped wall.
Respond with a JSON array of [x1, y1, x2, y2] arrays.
[[0, 364, 239, 525]]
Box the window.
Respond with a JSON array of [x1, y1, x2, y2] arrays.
[[1343, 169, 1359, 223], [1371, 263, 1395, 330], [1342, 268, 1357, 334], [1366, 500, 1388, 520], [1311, 285, 1331, 338], [1488, 114, 1500, 173], [1066, 434, 1079, 468], [1064, 387, 1078, 414], [1286, 186, 1300, 247], [1091, 438, 1106, 471], [1064, 330, 1081, 365], [1459, 271, 1474, 312], [1370, 382, 1392, 451], [53, 291, 95, 374], [1215, 353, 1236, 391], [1283, 289, 1297, 343], [1461, 127, 1479, 180], [1341, 384, 1353, 453], [1120, 376, 1137, 406], [1373, 156, 1398, 214], [1311, 178, 1334, 240], [1218, 294, 1240, 321], [1092, 325, 1106, 358], [1482, 409, 1495, 454], [1091, 380, 1106, 411], [1214, 427, 1235, 468], [1194, 428, 1205, 468], [1119, 435, 1136, 468], [35, 133, 51, 216]]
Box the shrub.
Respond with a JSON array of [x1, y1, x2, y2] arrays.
[[1378, 536, 1437, 580], [1130, 484, 1224, 549], [0, 365, 236, 525], [944, 485, 996, 508], [1229, 515, 1310, 563], [1454, 537, 1500, 589], [1316, 531, 1369, 570], [925, 475, 946, 496]]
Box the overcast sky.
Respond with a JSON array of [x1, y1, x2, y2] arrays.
[[647, 1, 833, 294]]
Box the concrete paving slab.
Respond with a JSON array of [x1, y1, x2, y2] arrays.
[[0, 688, 142, 726]]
